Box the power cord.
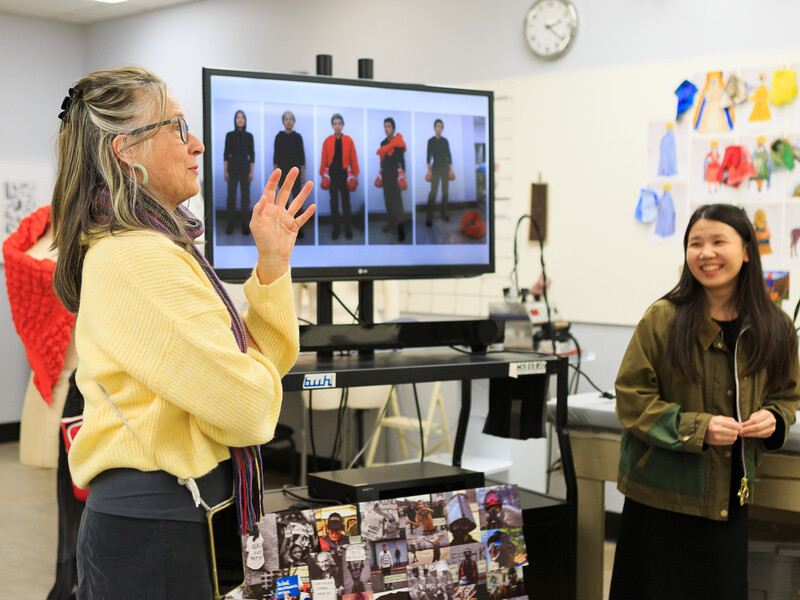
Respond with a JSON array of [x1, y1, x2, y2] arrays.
[[280, 485, 340, 506], [331, 389, 349, 467], [567, 332, 582, 394], [329, 287, 363, 323], [307, 390, 318, 474], [510, 214, 552, 325]]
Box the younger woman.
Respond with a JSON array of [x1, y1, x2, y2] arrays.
[[610, 203, 800, 599]]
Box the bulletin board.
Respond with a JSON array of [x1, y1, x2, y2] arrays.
[[468, 49, 800, 326]]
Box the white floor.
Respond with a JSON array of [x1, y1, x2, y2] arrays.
[[0, 442, 59, 599]]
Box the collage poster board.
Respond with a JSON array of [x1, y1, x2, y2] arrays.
[[227, 485, 528, 600]]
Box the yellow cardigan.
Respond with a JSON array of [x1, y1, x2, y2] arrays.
[[68, 230, 299, 489]]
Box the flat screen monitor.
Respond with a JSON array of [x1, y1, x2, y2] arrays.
[[202, 67, 494, 283]]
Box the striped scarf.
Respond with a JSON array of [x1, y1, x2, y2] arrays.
[[94, 189, 264, 534]]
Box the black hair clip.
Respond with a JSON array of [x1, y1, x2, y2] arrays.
[[58, 87, 84, 123]]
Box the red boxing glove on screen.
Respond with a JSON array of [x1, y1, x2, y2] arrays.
[[449, 168, 456, 181], [398, 169, 407, 191], [346, 167, 357, 191], [375, 169, 383, 188], [425, 164, 432, 182], [321, 167, 331, 190]]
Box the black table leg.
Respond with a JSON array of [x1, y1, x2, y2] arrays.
[[452, 379, 471, 467]]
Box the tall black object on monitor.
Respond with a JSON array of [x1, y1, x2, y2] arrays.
[[202, 67, 494, 283]]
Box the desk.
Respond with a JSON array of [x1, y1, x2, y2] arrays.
[[282, 348, 577, 600]]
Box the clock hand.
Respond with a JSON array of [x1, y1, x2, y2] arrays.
[[545, 23, 565, 41]]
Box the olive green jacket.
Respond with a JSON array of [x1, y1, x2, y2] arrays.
[[615, 299, 800, 521]]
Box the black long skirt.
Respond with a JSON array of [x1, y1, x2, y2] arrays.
[[609, 495, 748, 600]]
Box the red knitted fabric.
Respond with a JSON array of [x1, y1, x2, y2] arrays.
[[3, 205, 74, 405]]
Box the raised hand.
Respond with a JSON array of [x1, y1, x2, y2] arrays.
[[251, 167, 315, 285]]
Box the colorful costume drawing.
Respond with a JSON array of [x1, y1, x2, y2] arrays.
[[716, 145, 757, 187], [770, 68, 798, 106], [657, 125, 677, 177], [721, 74, 748, 108], [771, 139, 798, 170], [749, 75, 772, 122], [654, 186, 675, 238], [753, 209, 773, 256], [635, 188, 658, 224], [751, 137, 771, 191], [693, 72, 734, 133], [675, 80, 697, 120], [704, 142, 721, 192]]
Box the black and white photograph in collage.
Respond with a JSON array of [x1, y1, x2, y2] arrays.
[[359, 499, 404, 541], [486, 567, 526, 600], [408, 560, 456, 600], [342, 543, 373, 596], [369, 538, 409, 593], [309, 548, 345, 600], [475, 487, 522, 531], [278, 510, 319, 570], [242, 513, 280, 592]]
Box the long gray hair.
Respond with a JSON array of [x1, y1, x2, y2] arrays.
[[51, 65, 193, 313]]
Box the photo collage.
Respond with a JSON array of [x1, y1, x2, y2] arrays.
[[228, 485, 528, 600]]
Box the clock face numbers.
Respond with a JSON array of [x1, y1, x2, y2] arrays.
[[525, 0, 576, 58]]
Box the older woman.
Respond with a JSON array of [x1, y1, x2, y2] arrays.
[[50, 66, 314, 599]]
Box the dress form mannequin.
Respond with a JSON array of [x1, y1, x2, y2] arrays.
[[3, 206, 82, 600], [17, 224, 78, 468]]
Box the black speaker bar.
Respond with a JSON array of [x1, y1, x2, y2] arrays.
[[299, 319, 504, 353]]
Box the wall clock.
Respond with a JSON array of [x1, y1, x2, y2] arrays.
[[523, 0, 578, 60]]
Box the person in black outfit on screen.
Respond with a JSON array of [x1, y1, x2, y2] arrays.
[[426, 119, 453, 226], [273, 110, 306, 201], [274, 110, 307, 238], [223, 109, 255, 234]]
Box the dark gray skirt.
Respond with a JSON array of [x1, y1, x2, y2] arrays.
[[77, 508, 215, 599]]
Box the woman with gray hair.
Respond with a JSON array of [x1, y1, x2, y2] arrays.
[[50, 66, 314, 599]]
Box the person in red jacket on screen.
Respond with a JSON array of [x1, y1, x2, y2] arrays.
[[319, 113, 359, 240]]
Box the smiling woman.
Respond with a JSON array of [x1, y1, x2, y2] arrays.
[[610, 203, 800, 600], [48, 65, 314, 600]]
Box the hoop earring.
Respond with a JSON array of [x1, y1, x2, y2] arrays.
[[132, 163, 149, 186]]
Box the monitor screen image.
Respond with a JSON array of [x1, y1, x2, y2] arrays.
[[202, 68, 494, 282]]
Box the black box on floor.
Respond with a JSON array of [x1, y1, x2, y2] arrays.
[[307, 462, 485, 503]]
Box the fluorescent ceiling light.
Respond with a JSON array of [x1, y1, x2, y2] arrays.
[[91, 0, 132, 4]]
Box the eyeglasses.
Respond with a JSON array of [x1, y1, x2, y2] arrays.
[[128, 117, 189, 144]]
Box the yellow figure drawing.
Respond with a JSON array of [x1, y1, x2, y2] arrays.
[[753, 209, 772, 256], [749, 74, 772, 122]]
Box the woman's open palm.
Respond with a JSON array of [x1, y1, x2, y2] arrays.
[[251, 167, 315, 284]]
